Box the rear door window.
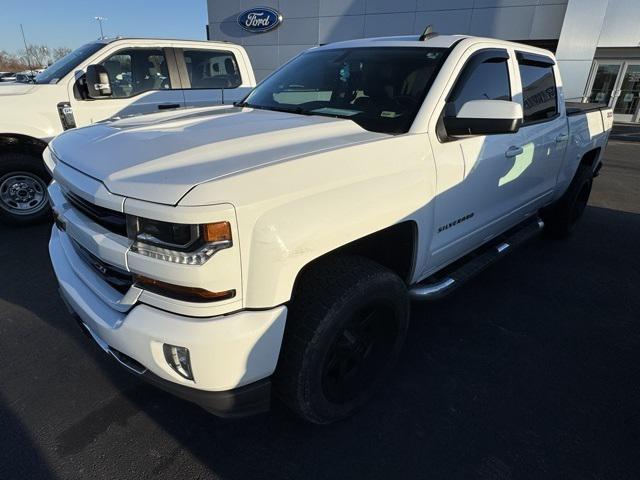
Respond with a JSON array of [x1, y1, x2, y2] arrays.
[[517, 53, 558, 124], [183, 50, 242, 89]]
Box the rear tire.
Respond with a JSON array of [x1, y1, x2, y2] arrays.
[[0, 152, 51, 226], [274, 255, 409, 424], [541, 165, 593, 238]]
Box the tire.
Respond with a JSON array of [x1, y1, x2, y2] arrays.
[[0, 152, 51, 226], [274, 255, 409, 424], [541, 164, 593, 238]]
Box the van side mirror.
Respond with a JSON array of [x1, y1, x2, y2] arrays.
[[86, 64, 112, 98], [443, 100, 523, 136]]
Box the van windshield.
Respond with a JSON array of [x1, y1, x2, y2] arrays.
[[35, 42, 104, 84], [241, 47, 448, 134]]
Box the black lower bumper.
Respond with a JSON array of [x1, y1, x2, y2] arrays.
[[67, 305, 271, 418], [140, 368, 271, 418]]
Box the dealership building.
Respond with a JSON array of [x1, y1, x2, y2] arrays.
[[207, 0, 640, 123]]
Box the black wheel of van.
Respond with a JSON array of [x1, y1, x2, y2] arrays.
[[0, 152, 51, 226], [274, 255, 409, 424], [541, 164, 593, 238]]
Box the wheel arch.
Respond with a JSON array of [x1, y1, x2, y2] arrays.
[[579, 147, 602, 172], [0, 134, 48, 159], [290, 221, 418, 298]]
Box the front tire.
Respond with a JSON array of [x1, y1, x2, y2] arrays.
[[0, 152, 51, 226], [275, 256, 409, 424]]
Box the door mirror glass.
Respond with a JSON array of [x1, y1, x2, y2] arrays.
[[443, 99, 523, 136], [86, 64, 112, 98]]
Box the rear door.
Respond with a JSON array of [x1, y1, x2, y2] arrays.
[[510, 51, 568, 211], [175, 48, 254, 108]]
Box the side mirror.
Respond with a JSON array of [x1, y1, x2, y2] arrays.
[[86, 64, 112, 98], [443, 100, 523, 136]]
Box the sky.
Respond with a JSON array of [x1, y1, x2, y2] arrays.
[[0, 0, 208, 54]]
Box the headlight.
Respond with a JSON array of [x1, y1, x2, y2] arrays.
[[126, 215, 232, 265]]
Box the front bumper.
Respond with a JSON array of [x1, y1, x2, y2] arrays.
[[50, 226, 287, 417]]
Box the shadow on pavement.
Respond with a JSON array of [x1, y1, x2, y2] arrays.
[[1, 202, 639, 479], [0, 393, 58, 480]]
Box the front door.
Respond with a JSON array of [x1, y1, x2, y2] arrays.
[[428, 49, 522, 271], [69, 47, 185, 127]]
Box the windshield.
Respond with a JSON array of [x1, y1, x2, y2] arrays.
[[242, 47, 448, 134], [34, 42, 104, 84]]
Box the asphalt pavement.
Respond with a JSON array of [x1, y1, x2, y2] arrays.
[[0, 140, 639, 479]]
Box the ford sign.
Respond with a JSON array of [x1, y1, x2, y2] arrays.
[[238, 7, 283, 33]]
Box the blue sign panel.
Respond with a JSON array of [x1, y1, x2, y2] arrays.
[[237, 7, 283, 33]]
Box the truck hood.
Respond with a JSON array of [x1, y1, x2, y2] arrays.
[[0, 83, 37, 96], [50, 106, 385, 205]]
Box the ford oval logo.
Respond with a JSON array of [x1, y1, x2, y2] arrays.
[[237, 7, 283, 33]]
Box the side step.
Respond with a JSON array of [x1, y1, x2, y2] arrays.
[[410, 218, 544, 301]]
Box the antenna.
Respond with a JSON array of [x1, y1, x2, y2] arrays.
[[94, 16, 107, 39], [419, 24, 438, 41], [19, 24, 35, 77]]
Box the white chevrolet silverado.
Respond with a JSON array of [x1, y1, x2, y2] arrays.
[[0, 37, 255, 225], [47, 33, 612, 424]]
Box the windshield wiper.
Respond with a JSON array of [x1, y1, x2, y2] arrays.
[[238, 102, 310, 116]]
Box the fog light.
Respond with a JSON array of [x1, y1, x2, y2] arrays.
[[163, 344, 193, 380]]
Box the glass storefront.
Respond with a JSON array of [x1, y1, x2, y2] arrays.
[[587, 60, 640, 123], [614, 64, 640, 122]]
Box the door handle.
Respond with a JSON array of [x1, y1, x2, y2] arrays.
[[556, 133, 569, 143], [158, 103, 180, 110], [505, 146, 523, 158]]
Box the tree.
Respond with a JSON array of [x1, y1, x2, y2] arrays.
[[0, 50, 29, 72], [52, 47, 71, 61], [0, 44, 73, 72], [19, 44, 50, 68]]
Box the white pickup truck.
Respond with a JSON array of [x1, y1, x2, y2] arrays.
[[0, 38, 255, 225], [47, 34, 612, 424]]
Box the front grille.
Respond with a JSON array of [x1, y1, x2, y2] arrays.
[[71, 240, 133, 294], [64, 191, 127, 236]]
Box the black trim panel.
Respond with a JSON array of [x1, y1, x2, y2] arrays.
[[64, 190, 127, 236], [566, 102, 607, 116], [443, 116, 522, 136], [141, 369, 271, 418]]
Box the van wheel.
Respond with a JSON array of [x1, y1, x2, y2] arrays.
[[275, 256, 409, 424], [0, 153, 51, 226], [541, 165, 593, 238]]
